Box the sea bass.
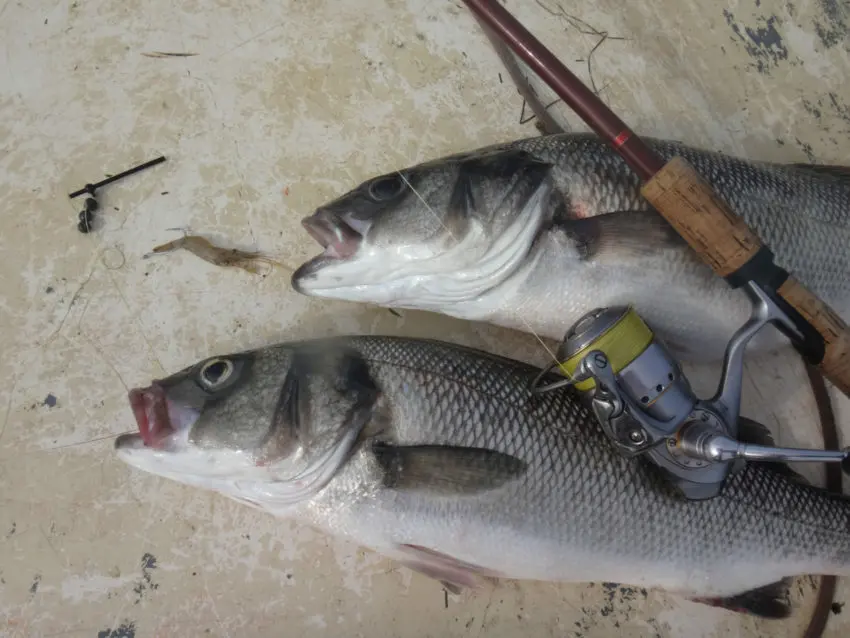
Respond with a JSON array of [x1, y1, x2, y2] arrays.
[[115, 335, 850, 617], [291, 133, 850, 361]]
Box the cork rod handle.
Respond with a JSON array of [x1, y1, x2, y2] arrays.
[[459, 0, 850, 397], [641, 157, 850, 396]]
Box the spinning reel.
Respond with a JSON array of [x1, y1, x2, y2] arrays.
[[531, 281, 850, 500]]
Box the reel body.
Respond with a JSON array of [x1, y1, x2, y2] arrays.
[[531, 282, 850, 500]]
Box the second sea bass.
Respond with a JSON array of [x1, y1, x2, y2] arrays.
[[114, 335, 850, 618], [291, 133, 850, 361]]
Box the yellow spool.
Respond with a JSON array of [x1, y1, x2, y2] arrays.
[[560, 307, 654, 391]]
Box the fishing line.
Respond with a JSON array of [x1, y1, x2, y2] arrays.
[[395, 170, 566, 372], [38, 431, 136, 453], [395, 171, 459, 244]]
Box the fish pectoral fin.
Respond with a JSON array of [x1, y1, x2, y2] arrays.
[[372, 443, 527, 495], [688, 578, 793, 619], [561, 210, 685, 261], [396, 544, 500, 593]]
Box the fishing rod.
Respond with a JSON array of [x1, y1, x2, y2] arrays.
[[462, 0, 850, 399], [459, 5, 847, 630], [460, 0, 850, 495]]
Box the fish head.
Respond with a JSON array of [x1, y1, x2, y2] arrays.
[[292, 145, 554, 309], [115, 341, 378, 513]]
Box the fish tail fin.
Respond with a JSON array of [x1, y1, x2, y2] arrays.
[[689, 578, 793, 619]]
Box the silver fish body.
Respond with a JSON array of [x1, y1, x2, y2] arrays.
[[292, 133, 850, 360], [115, 336, 850, 616]]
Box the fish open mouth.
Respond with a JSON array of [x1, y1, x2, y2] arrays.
[[300, 209, 362, 260], [292, 209, 365, 289], [127, 384, 174, 448]]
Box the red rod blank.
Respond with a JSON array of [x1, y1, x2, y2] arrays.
[[461, 0, 665, 181]]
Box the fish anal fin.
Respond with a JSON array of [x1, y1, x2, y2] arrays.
[[372, 443, 527, 495], [397, 544, 501, 593], [689, 578, 793, 619]]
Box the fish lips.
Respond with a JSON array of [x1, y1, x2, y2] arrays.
[[291, 254, 334, 292], [292, 210, 364, 290], [118, 384, 175, 450], [301, 210, 362, 259]]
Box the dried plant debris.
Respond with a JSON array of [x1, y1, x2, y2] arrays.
[[141, 51, 199, 58], [534, 0, 627, 95], [490, 1, 628, 133]]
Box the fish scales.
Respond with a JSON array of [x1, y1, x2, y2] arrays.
[[115, 335, 850, 612], [506, 133, 848, 295], [305, 337, 850, 585], [292, 133, 850, 360]]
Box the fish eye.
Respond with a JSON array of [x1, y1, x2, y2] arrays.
[[199, 358, 234, 388], [367, 174, 406, 201]]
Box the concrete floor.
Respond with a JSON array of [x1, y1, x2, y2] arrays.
[[1, 0, 849, 636]]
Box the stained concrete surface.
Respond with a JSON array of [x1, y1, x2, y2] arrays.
[[0, 0, 849, 636]]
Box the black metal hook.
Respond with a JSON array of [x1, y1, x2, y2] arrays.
[[69, 155, 167, 199], [69, 155, 167, 233]]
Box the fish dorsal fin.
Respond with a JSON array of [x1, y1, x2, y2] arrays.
[[690, 577, 793, 618], [372, 443, 527, 496], [789, 163, 850, 181]]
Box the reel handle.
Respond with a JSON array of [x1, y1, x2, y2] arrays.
[[679, 423, 850, 475]]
